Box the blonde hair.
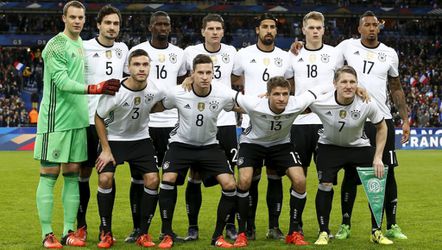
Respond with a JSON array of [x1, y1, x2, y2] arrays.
[[303, 11, 324, 27]]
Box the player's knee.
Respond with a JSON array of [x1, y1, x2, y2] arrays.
[[238, 168, 253, 190], [144, 173, 159, 189], [162, 172, 177, 183], [292, 176, 306, 190], [220, 176, 236, 190], [40, 166, 61, 176], [98, 172, 114, 188], [318, 182, 333, 192]]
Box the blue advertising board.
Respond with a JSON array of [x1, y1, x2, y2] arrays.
[[395, 128, 442, 150]]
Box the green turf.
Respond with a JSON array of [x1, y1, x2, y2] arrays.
[[0, 150, 441, 249]]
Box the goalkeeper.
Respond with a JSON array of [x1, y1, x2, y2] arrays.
[[33, 1, 120, 248]]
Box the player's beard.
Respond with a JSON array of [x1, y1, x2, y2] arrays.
[[260, 35, 274, 46], [156, 34, 169, 42]]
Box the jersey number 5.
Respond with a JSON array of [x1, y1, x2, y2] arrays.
[[106, 62, 113, 75]]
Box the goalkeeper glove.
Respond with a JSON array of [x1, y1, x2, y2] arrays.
[[88, 78, 120, 95]]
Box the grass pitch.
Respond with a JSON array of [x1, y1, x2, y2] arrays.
[[0, 150, 441, 249]]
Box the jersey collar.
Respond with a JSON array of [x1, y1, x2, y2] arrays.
[[95, 37, 114, 48], [203, 43, 222, 53], [304, 43, 324, 51], [256, 44, 275, 53], [121, 78, 147, 92], [149, 40, 169, 50], [334, 91, 354, 106], [359, 39, 380, 49], [192, 84, 212, 97]]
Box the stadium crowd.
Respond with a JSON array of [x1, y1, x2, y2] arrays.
[[0, 13, 441, 127]]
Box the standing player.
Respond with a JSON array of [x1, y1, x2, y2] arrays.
[[334, 11, 410, 240], [94, 49, 163, 248], [232, 13, 292, 240], [182, 13, 238, 241], [75, 5, 128, 242], [234, 77, 328, 247], [155, 54, 237, 249], [124, 11, 187, 242], [34, 1, 120, 248], [310, 66, 391, 245], [288, 11, 343, 239]]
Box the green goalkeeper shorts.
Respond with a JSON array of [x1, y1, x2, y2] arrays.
[[34, 127, 87, 164]]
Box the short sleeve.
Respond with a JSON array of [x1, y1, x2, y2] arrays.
[[388, 49, 399, 77], [367, 101, 384, 124], [96, 94, 117, 119], [232, 48, 244, 76]]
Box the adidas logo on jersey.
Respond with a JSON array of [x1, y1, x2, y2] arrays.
[[123, 102, 130, 107], [184, 104, 191, 109], [298, 58, 304, 62], [93, 53, 99, 58], [325, 111, 332, 116], [249, 59, 256, 63], [354, 51, 360, 55], [71, 53, 76, 58]]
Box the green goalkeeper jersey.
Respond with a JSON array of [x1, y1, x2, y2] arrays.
[[38, 32, 89, 133]]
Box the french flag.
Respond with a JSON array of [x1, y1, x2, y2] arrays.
[[409, 76, 417, 86], [419, 74, 429, 85], [13, 61, 25, 71]]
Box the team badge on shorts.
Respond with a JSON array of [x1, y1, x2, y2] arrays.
[[198, 102, 205, 111], [52, 149, 60, 159], [169, 53, 177, 64], [321, 53, 330, 63], [351, 110, 361, 120], [163, 161, 170, 170], [222, 53, 230, 64], [237, 157, 244, 166], [339, 110, 347, 119], [209, 101, 219, 112], [105, 50, 112, 59]]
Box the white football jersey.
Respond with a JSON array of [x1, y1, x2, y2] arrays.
[[96, 78, 164, 141], [163, 84, 236, 146], [237, 90, 317, 147], [184, 43, 237, 126], [310, 91, 384, 147], [336, 38, 399, 119], [84, 38, 128, 124], [290, 44, 343, 124], [232, 44, 293, 127], [125, 41, 187, 127]]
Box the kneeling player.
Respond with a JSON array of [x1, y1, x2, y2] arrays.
[[154, 54, 238, 249], [310, 66, 391, 245], [94, 49, 163, 248], [234, 76, 328, 247]]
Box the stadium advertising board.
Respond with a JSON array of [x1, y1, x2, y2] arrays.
[[395, 128, 442, 150]]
